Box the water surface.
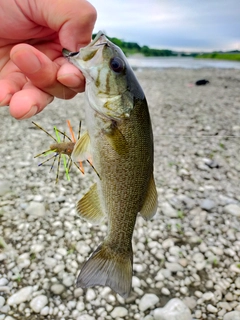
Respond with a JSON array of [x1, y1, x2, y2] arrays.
[[128, 56, 240, 69]]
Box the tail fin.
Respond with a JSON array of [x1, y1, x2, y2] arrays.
[[76, 243, 133, 298]]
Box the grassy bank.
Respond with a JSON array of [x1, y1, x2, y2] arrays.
[[196, 53, 240, 61]]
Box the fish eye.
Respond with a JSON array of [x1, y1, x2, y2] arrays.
[[110, 57, 125, 73]]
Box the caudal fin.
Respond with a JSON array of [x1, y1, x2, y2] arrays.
[[76, 243, 133, 298]]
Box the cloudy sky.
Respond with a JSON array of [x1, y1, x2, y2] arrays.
[[88, 0, 240, 52]]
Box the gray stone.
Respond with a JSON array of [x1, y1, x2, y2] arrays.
[[224, 204, 240, 217], [161, 202, 178, 217], [200, 199, 216, 211], [25, 202, 46, 217], [0, 296, 5, 308], [139, 293, 159, 312], [0, 181, 11, 196], [165, 262, 183, 272], [153, 298, 191, 320]]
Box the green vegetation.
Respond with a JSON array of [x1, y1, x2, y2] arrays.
[[93, 34, 178, 57], [196, 52, 240, 61], [92, 34, 240, 61]]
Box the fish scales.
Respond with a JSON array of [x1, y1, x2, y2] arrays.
[[63, 31, 158, 298]]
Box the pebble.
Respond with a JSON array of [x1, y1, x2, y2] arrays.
[[165, 262, 183, 272], [161, 287, 170, 295], [110, 306, 128, 318], [200, 199, 216, 211], [230, 263, 240, 273], [76, 315, 95, 320], [0, 296, 5, 308], [139, 293, 159, 312], [224, 204, 240, 217], [25, 201, 46, 217], [86, 288, 96, 301], [0, 277, 8, 286], [207, 304, 218, 313], [0, 253, 7, 261], [223, 311, 240, 320], [7, 286, 33, 305], [30, 295, 48, 313], [235, 277, 240, 289], [153, 298, 192, 320], [50, 283, 65, 295], [161, 202, 178, 217], [0, 180, 11, 196]]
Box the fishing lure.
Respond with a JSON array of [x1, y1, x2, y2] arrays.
[[33, 120, 99, 183], [33, 120, 83, 183]]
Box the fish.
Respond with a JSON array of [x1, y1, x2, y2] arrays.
[[63, 31, 158, 298]]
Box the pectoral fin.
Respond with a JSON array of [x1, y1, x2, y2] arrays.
[[71, 132, 91, 162], [77, 183, 105, 225], [105, 126, 129, 155], [140, 174, 158, 220]]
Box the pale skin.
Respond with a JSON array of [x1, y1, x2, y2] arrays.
[[0, 0, 97, 119]]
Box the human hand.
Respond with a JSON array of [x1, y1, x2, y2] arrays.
[[0, 0, 96, 119]]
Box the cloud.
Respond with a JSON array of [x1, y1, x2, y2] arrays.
[[89, 0, 240, 51]]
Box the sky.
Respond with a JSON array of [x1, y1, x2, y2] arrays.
[[88, 0, 240, 52]]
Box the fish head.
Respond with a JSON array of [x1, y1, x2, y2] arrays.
[[63, 31, 144, 120]]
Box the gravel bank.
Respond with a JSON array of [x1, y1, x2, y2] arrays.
[[0, 67, 240, 319]]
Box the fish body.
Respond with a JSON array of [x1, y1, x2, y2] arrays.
[[63, 32, 158, 298]]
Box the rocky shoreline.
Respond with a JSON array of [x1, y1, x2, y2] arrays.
[[0, 67, 240, 319]]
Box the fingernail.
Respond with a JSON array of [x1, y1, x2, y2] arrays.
[[19, 105, 38, 120], [0, 93, 12, 106]]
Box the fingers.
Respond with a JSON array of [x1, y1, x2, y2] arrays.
[[0, 72, 27, 106], [34, 0, 97, 50], [9, 84, 54, 120], [10, 44, 84, 98]]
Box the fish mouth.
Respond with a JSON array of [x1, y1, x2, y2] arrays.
[[62, 31, 108, 59]]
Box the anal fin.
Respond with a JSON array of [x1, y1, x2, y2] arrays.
[[140, 174, 158, 220], [77, 183, 105, 225]]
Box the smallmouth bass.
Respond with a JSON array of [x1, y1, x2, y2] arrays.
[[63, 31, 158, 298]]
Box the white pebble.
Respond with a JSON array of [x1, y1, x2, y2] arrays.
[[7, 286, 33, 305], [224, 204, 240, 217], [207, 304, 218, 313], [139, 293, 159, 312], [0, 278, 8, 286], [50, 283, 65, 295], [76, 301, 85, 312], [202, 292, 214, 301], [161, 287, 170, 295], [86, 288, 96, 301], [111, 306, 128, 318], [223, 311, 240, 320], [0, 296, 5, 308], [30, 295, 48, 313], [153, 298, 191, 320], [26, 201, 45, 217]]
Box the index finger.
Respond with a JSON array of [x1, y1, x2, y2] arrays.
[[29, 0, 97, 50]]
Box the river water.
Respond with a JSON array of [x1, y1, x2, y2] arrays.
[[128, 56, 240, 69]]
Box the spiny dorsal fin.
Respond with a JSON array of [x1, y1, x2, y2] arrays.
[[105, 126, 129, 155], [77, 183, 105, 225], [71, 131, 91, 162], [140, 174, 158, 220], [77, 243, 133, 298]]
